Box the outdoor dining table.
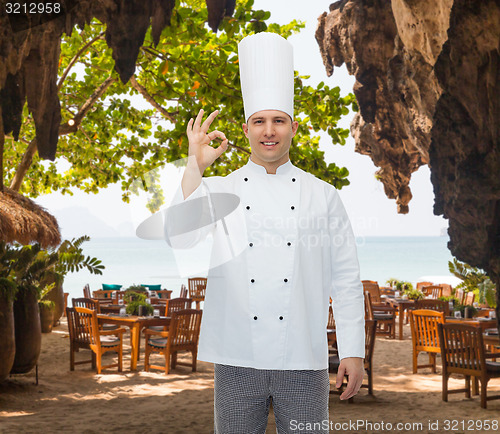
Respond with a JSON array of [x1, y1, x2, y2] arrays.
[[99, 303, 166, 316], [445, 316, 498, 331], [97, 314, 171, 371], [384, 297, 415, 340]]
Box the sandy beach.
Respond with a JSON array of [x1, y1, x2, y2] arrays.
[[1, 318, 499, 434]]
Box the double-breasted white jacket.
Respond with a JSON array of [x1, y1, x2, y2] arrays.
[[164, 159, 365, 370]]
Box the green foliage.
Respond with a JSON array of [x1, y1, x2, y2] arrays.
[[49, 236, 104, 278], [2, 0, 356, 212], [404, 288, 424, 300], [0, 277, 17, 303], [386, 278, 414, 292], [448, 259, 496, 306], [126, 300, 153, 316], [453, 303, 478, 318], [478, 278, 497, 308], [38, 299, 55, 310], [0, 238, 103, 302], [0, 243, 59, 299], [124, 285, 147, 304]]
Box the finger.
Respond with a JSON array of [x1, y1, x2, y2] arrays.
[[340, 375, 363, 400], [339, 379, 355, 400], [335, 367, 345, 389], [207, 130, 227, 142], [201, 110, 219, 133], [186, 117, 194, 136], [193, 109, 205, 131]]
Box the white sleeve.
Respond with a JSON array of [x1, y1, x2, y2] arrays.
[[328, 187, 365, 360], [163, 180, 216, 249]]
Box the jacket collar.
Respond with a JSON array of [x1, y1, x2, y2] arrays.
[[245, 158, 294, 176]]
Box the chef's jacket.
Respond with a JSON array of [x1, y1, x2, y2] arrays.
[[164, 159, 365, 370]]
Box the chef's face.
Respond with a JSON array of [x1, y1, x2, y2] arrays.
[[242, 110, 299, 174]]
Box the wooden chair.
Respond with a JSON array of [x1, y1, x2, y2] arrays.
[[83, 284, 91, 298], [364, 290, 396, 339], [364, 291, 374, 320], [416, 281, 434, 291], [66, 307, 96, 371], [329, 319, 377, 399], [72, 297, 99, 311], [74, 307, 126, 374], [73, 297, 119, 331], [179, 284, 188, 298], [413, 299, 450, 317], [156, 290, 173, 300], [439, 283, 453, 297], [327, 304, 336, 348], [112, 290, 126, 304], [422, 285, 443, 299], [464, 292, 475, 306], [147, 298, 193, 333], [188, 277, 207, 309], [362, 280, 383, 303], [409, 309, 445, 373], [438, 322, 500, 408], [144, 309, 202, 374]]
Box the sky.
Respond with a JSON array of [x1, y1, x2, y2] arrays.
[[34, 0, 449, 239]]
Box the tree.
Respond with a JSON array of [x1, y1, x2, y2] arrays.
[[3, 0, 356, 212]]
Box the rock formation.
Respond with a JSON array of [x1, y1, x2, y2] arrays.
[[316, 0, 500, 316], [0, 0, 235, 160]]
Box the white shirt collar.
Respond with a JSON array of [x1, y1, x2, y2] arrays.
[[245, 158, 294, 176]]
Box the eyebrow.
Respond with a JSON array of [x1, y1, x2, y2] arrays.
[[252, 116, 287, 121]]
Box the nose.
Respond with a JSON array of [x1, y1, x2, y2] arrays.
[[264, 122, 274, 137]]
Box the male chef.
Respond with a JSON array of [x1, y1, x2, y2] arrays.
[[165, 32, 365, 433]]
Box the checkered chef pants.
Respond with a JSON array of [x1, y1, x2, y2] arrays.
[[214, 364, 330, 434]]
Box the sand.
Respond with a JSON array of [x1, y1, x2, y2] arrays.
[[1, 319, 499, 434]]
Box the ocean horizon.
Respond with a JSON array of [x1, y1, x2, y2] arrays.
[[62, 235, 456, 301]]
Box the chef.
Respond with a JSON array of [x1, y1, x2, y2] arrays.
[[164, 32, 365, 434]]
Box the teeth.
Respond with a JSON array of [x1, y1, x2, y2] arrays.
[[263, 142, 277, 146]]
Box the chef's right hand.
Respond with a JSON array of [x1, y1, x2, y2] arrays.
[[186, 109, 229, 174]]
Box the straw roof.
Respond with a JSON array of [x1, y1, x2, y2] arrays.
[[0, 187, 61, 248]]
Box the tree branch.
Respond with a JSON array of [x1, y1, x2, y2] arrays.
[[60, 75, 117, 134], [129, 75, 175, 122], [11, 76, 117, 190], [57, 31, 105, 92], [10, 138, 37, 191]]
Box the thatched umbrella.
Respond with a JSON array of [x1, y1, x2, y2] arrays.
[[0, 187, 61, 248]]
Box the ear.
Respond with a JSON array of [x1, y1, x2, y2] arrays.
[[242, 123, 249, 138], [291, 120, 299, 138]]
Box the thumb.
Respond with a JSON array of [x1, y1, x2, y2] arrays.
[[214, 139, 229, 158]]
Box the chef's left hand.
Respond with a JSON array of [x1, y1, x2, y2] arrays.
[[336, 357, 364, 400]]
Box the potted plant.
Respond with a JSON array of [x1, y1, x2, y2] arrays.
[[9, 243, 59, 374], [404, 288, 424, 300], [38, 299, 56, 333], [0, 275, 17, 383], [40, 236, 104, 326], [124, 285, 153, 316]]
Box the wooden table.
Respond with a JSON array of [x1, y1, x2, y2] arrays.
[[97, 314, 170, 371], [445, 317, 498, 331], [99, 304, 166, 316], [385, 298, 415, 340]]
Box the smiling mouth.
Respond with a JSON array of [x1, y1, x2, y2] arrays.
[[262, 141, 278, 147]]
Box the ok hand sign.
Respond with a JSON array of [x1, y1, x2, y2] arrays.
[[186, 109, 229, 173]]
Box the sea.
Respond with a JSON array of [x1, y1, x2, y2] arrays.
[[63, 236, 456, 300]]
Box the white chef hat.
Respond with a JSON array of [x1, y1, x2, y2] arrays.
[[238, 32, 294, 121]]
